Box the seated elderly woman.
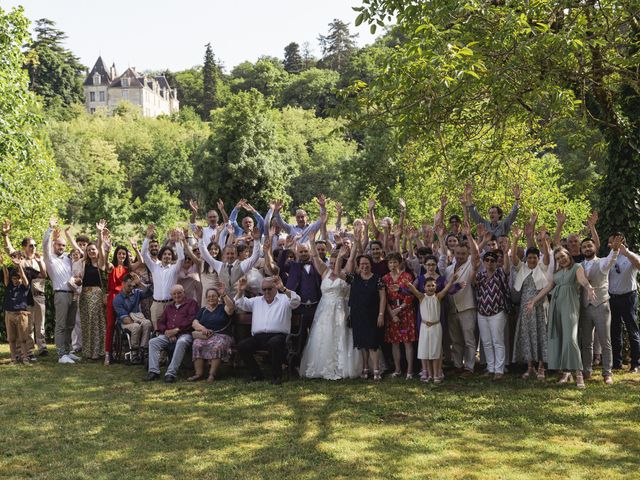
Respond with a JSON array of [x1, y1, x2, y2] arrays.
[[188, 284, 235, 382]]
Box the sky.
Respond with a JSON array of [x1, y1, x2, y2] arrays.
[[4, 0, 380, 73]]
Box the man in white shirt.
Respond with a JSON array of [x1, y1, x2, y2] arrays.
[[142, 225, 185, 329], [607, 233, 640, 373], [43, 218, 80, 364], [235, 276, 301, 384]]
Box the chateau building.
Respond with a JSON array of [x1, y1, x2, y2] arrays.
[[83, 56, 179, 117]]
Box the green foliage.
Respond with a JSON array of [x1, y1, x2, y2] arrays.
[[283, 42, 303, 74], [202, 43, 218, 119], [231, 57, 291, 100], [353, 0, 640, 247], [280, 68, 339, 115], [197, 90, 297, 211], [0, 6, 66, 243], [24, 18, 85, 108], [318, 19, 359, 73], [131, 183, 186, 238]]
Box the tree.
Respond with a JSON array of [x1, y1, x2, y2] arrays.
[[202, 43, 218, 119], [0, 7, 67, 242], [283, 42, 303, 74], [301, 42, 318, 70], [24, 18, 85, 108], [230, 57, 291, 100], [280, 68, 339, 116], [354, 1, 640, 248], [318, 19, 358, 73], [197, 90, 297, 210]]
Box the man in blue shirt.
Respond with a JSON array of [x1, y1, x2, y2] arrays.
[[112, 273, 153, 364]]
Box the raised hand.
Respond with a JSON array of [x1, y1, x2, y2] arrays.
[[335, 202, 343, 215], [368, 199, 376, 211], [96, 219, 107, 231], [146, 224, 155, 239], [129, 238, 139, 250], [476, 223, 487, 238], [462, 221, 472, 238], [236, 277, 247, 295], [243, 201, 256, 213], [216, 199, 225, 211], [511, 225, 522, 239], [273, 199, 284, 212], [225, 223, 235, 235], [399, 198, 406, 210], [440, 194, 448, 208], [529, 211, 538, 226], [587, 211, 599, 227], [611, 235, 624, 251], [169, 228, 180, 243], [189, 199, 199, 213], [316, 194, 326, 209], [1, 220, 10, 236], [49, 217, 58, 228], [513, 184, 521, 200], [251, 226, 261, 241], [555, 209, 566, 225], [192, 226, 203, 240], [273, 276, 285, 292]]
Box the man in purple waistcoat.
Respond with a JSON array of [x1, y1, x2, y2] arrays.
[[277, 243, 322, 366]]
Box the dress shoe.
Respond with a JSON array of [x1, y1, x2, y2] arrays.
[[144, 372, 160, 381], [164, 374, 176, 383]]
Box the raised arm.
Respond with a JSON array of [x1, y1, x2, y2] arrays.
[[64, 225, 82, 254], [398, 198, 407, 233], [189, 199, 199, 225], [217, 199, 229, 224], [43, 217, 57, 262], [367, 199, 381, 240], [1, 220, 16, 254], [553, 210, 566, 248], [539, 226, 551, 266], [195, 226, 222, 273], [239, 227, 262, 273], [464, 222, 481, 272], [436, 272, 458, 301], [586, 211, 600, 251], [511, 225, 521, 267], [524, 212, 537, 249], [402, 277, 425, 302], [309, 239, 328, 276], [501, 184, 521, 231], [601, 235, 621, 273], [242, 201, 266, 234], [619, 243, 640, 271]]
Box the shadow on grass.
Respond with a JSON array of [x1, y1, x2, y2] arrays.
[[1, 350, 640, 479]]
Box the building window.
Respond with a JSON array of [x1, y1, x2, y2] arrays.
[[122, 90, 129, 100], [89, 91, 95, 102], [90, 108, 95, 113], [121, 77, 129, 88], [99, 91, 105, 102], [93, 74, 101, 85]]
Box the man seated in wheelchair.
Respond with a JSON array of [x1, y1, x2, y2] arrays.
[[112, 273, 153, 364]]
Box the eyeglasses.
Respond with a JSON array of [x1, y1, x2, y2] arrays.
[[425, 262, 437, 267], [262, 287, 275, 291], [484, 258, 497, 263], [28, 244, 36, 248]]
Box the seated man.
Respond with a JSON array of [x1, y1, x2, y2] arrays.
[[112, 273, 153, 364], [145, 284, 198, 383], [235, 276, 301, 384]]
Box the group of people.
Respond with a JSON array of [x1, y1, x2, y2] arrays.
[[3, 187, 640, 389]]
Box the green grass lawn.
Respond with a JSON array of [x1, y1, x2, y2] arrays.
[[1, 345, 639, 480]]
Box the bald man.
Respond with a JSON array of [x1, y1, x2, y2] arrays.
[[145, 285, 198, 382]]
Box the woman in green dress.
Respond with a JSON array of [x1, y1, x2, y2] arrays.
[[526, 247, 595, 388]]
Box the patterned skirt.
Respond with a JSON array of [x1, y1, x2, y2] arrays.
[[79, 287, 106, 359], [192, 334, 234, 361]]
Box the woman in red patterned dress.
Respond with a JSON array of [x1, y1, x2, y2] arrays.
[[104, 245, 131, 365], [383, 252, 417, 379]]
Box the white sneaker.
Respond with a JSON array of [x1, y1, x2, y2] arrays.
[[58, 355, 75, 364], [67, 353, 81, 362]]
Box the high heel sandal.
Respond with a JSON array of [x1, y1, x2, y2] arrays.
[[103, 353, 110, 366], [373, 370, 382, 381], [557, 372, 573, 384], [576, 373, 586, 389], [536, 367, 545, 381], [522, 367, 536, 379], [391, 371, 402, 378], [360, 368, 370, 379]]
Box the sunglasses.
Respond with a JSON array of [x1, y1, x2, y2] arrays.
[[615, 264, 621, 274], [28, 244, 36, 247]]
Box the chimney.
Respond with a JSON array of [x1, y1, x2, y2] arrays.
[[110, 62, 117, 80]]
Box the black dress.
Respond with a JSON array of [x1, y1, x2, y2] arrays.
[[347, 273, 385, 350]]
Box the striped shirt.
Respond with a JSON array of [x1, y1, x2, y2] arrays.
[[475, 268, 509, 316]]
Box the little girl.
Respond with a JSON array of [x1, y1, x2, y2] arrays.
[[404, 274, 456, 383]]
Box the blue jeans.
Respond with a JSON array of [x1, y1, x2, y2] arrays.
[[148, 334, 193, 377], [609, 291, 640, 368]]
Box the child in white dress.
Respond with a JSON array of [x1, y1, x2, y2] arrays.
[[404, 275, 456, 383]]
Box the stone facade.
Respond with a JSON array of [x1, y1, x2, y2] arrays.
[[83, 56, 179, 117]]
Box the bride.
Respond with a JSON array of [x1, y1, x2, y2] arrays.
[[299, 242, 362, 379]]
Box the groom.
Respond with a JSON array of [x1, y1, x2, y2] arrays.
[[235, 276, 301, 384], [277, 243, 323, 360]]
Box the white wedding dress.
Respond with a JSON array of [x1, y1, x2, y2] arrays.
[[299, 272, 363, 380]]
